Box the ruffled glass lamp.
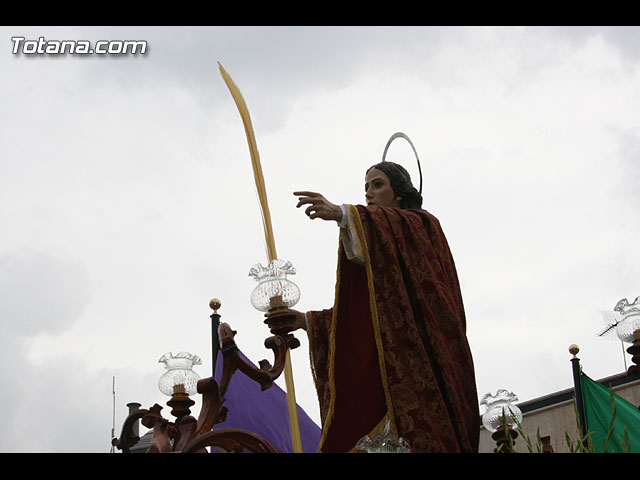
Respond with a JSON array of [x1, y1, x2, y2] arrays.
[[249, 259, 301, 312], [158, 351, 202, 396], [480, 389, 523, 433], [355, 420, 411, 453], [614, 297, 640, 343]]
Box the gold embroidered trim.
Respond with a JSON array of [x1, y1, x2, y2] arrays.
[[316, 236, 344, 452], [305, 310, 318, 388], [317, 206, 398, 452], [349, 205, 398, 440]]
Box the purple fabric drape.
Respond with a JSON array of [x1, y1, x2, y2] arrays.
[[213, 350, 321, 453]]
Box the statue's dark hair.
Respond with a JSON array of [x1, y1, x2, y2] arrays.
[[367, 161, 423, 210]]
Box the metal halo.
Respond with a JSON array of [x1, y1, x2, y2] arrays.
[[381, 132, 423, 195]]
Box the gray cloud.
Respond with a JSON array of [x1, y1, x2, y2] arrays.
[[1, 25, 639, 452], [607, 125, 640, 212], [0, 251, 91, 338], [539, 26, 640, 62]]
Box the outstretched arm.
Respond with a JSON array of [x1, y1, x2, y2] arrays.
[[293, 191, 343, 223]]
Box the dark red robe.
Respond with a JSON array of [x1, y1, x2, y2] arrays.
[[306, 205, 479, 453]]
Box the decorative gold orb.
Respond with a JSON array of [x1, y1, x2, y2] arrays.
[[209, 298, 221, 313], [569, 344, 579, 356]]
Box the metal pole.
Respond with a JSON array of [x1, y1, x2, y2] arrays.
[[210, 299, 221, 378], [569, 345, 588, 442]]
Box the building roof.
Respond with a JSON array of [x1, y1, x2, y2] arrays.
[[517, 371, 640, 415]]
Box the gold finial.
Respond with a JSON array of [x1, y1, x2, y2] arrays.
[[569, 344, 579, 357], [209, 298, 221, 314]]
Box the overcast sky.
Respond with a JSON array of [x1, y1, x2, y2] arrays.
[[2, 26, 639, 452]]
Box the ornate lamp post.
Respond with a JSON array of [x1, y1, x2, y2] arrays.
[[481, 389, 523, 453], [114, 64, 310, 454], [111, 298, 300, 453], [249, 258, 304, 452]]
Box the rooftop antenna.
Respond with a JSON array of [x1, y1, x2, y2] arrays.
[[598, 309, 627, 371]]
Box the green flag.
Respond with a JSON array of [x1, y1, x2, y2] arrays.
[[581, 372, 640, 452]]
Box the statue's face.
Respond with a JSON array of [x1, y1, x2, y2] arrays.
[[364, 168, 401, 208]]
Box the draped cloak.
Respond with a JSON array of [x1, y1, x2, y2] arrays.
[[306, 204, 479, 453]]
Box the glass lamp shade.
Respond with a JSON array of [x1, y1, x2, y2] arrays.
[[355, 420, 411, 453], [616, 315, 640, 343], [614, 297, 640, 343], [158, 351, 202, 396], [249, 259, 300, 312], [480, 389, 523, 433]]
